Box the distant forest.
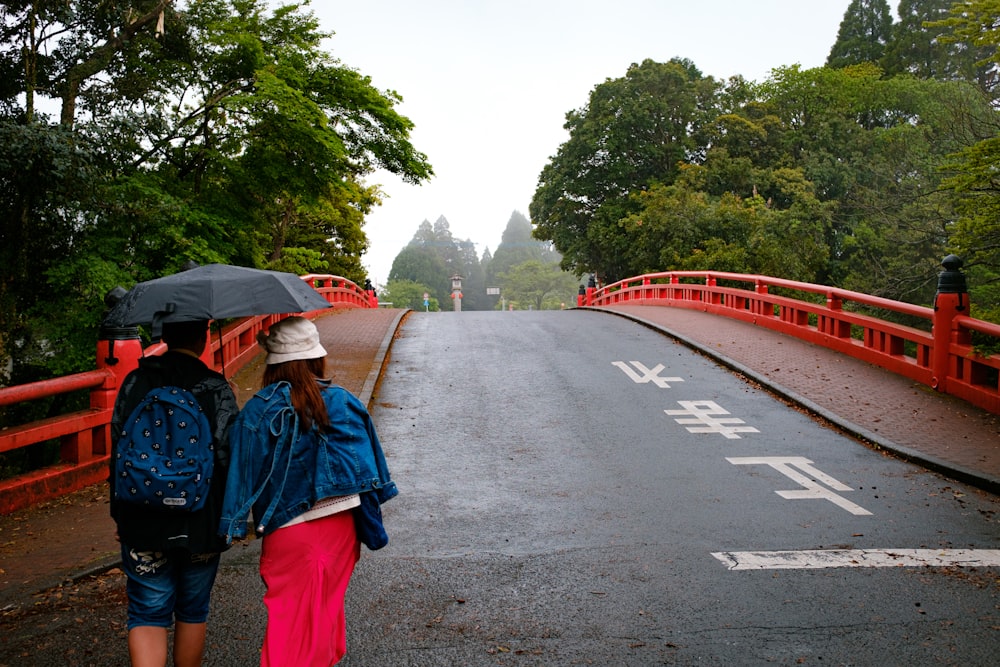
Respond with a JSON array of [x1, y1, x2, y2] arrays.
[[382, 211, 579, 311]]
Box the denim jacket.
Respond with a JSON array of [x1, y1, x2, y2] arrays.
[[218, 380, 397, 543]]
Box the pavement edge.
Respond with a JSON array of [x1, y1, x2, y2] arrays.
[[360, 308, 410, 409]]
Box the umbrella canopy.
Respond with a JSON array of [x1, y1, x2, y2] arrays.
[[103, 263, 331, 333]]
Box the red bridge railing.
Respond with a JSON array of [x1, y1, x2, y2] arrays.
[[579, 266, 1000, 416], [0, 274, 375, 514]]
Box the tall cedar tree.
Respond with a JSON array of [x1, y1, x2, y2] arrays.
[[827, 0, 894, 68]]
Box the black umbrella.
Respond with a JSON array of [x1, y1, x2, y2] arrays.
[[103, 263, 332, 335]]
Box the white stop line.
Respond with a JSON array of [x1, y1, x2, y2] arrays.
[[711, 549, 1000, 571]]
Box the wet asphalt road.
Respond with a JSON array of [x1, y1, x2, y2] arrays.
[[3, 310, 998, 666], [337, 311, 999, 666]]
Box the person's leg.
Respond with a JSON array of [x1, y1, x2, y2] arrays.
[[172, 621, 208, 667], [173, 552, 220, 666], [121, 545, 175, 667], [127, 626, 169, 667]]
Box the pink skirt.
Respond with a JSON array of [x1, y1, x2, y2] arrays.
[[259, 510, 360, 667]]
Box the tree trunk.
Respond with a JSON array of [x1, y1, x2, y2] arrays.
[[59, 0, 174, 128]]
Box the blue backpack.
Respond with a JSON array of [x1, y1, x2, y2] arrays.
[[114, 385, 214, 512]]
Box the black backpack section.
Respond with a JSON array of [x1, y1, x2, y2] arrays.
[[113, 385, 215, 512]]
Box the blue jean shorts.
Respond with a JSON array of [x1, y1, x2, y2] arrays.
[[120, 544, 221, 630]]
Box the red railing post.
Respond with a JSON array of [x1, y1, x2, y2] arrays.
[[365, 279, 379, 308], [931, 255, 968, 392], [91, 325, 143, 459], [754, 278, 769, 316], [706, 275, 719, 305], [94, 326, 142, 409], [585, 274, 596, 306]]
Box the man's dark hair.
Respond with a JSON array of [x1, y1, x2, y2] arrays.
[[161, 320, 209, 350]]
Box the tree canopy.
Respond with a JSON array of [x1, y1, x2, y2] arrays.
[[388, 216, 486, 311], [929, 0, 1000, 319], [530, 5, 1000, 320], [827, 0, 894, 69], [0, 0, 431, 381], [531, 58, 718, 282]]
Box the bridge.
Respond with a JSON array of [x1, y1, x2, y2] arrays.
[[1, 261, 997, 516], [1, 263, 999, 663]]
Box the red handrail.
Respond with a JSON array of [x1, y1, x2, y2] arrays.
[[0, 274, 376, 514], [580, 271, 999, 415]]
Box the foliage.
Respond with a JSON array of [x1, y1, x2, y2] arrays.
[[386, 210, 570, 311], [883, 0, 995, 90], [389, 218, 459, 309], [826, 0, 894, 69], [530, 58, 720, 282], [488, 210, 560, 286], [0, 0, 431, 385], [0, 122, 98, 377], [497, 260, 579, 311], [928, 0, 1000, 77], [388, 216, 488, 310], [931, 1, 1000, 311], [380, 279, 440, 312], [532, 42, 997, 315]]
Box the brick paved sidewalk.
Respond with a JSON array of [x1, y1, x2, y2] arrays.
[[0, 307, 407, 611]]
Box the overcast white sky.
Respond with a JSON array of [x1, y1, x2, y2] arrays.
[[304, 0, 860, 285]]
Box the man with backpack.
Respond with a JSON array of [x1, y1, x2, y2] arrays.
[[110, 319, 238, 667]]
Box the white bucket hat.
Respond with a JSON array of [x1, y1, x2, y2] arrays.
[[257, 316, 327, 365]]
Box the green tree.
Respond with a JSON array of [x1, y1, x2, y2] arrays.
[[882, 0, 994, 91], [938, 100, 1000, 318], [388, 216, 487, 310], [928, 0, 1000, 72], [752, 65, 977, 297], [488, 210, 555, 284], [273, 179, 382, 283], [389, 241, 449, 304], [455, 238, 487, 311], [623, 169, 830, 283], [531, 58, 720, 282], [925, 0, 1000, 318], [498, 260, 579, 311], [380, 279, 439, 311], [0, 0, 432, 384], [827, 0, 894, 69]]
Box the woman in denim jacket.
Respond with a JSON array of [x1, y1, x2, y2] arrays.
[[219, 316, 397, 667]]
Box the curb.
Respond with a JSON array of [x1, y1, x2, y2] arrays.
[[360, 309, 410, 408]]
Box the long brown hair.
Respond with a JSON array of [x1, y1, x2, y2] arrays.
[[262, 357, 330, 431]]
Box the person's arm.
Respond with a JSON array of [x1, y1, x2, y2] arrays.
[[338, 389, 398, 503], [217, 413, 253, 543], [210, 379, 239, 472]]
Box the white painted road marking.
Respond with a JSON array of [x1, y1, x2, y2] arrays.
[[711, 549, 1000, 570], [665, 401, 760, 439], [727, 456, 873, 515], [612, 361, 683, 388]]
